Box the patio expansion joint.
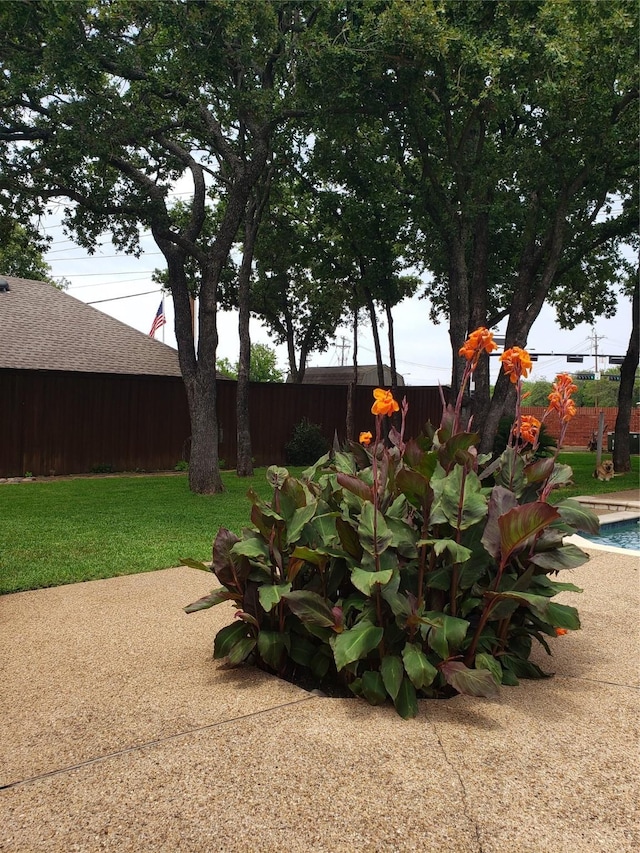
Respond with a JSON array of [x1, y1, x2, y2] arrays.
[[0, 694, 318, 793], [431, 722, 485, 853]]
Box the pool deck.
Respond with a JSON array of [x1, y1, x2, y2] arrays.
[[1, 495, 639, 852]]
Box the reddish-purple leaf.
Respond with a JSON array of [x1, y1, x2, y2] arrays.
[[498, 502, 560, 566]]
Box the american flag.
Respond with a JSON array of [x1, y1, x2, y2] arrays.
[[149, 301, 166, 338]]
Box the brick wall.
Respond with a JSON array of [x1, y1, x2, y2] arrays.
[[521, 406, 640, 448]]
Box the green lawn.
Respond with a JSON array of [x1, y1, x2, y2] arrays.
[[554, 452, 639, 500], [0, 470, 282, 595], [0, 454, 637, 595]]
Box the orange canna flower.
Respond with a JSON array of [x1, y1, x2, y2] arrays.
[[500, 346, 533, 384], [555, 628, 569, 636], [359, 431, 373, 446], [459, 327, 498, 368], [517, 414, 541, 445], [547, 373, 578, 423], [371, 388, 399, 417]]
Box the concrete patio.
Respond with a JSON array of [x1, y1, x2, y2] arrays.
[[1, 537, 638, 851]]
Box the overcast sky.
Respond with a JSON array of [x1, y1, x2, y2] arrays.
[[42, 210, 633, 387]]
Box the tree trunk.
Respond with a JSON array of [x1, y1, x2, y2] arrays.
[[235, 204, 255, 477], [613, 276, 639, 472], [186, 265, 224, 493], [236, 168, 273, 476], [364, 286, 385, 386], [385, 299, 398, 395], [346, 303, 358, 441], [447, 241, 471, 399]]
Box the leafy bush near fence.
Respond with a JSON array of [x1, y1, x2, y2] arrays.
[[185, 331, 598, 718], [285, 417, 330, 466]]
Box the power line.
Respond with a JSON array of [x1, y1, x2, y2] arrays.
[[86, 289, 162, 305]]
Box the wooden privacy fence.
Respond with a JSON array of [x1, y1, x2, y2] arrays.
[[0, 369, 445, 477]]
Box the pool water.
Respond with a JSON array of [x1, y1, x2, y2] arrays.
[[581, 520, 640, 551]]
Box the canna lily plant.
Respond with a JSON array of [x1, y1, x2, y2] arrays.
[[184, 328, 598, 718]]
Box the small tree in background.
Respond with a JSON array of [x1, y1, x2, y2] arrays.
[[217, 343, 283, 383]]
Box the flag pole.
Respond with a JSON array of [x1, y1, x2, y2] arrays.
[[161, 293, 165, 343]]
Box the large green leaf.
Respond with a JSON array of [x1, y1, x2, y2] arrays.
[[529, 543, 590, 571], [498, 502, 560, 565], [310, 513, 340, 547], [545, 463, 574, 491], [495, 446, 525, 494], [386, 515, 419, 558], [393, 676, 419, 719], [481, 486, 518, 559], [524, 457, 555, 485], [438, 431, 480, 469], [416, 538, 473, 564], [287, 503, 317, 544], [184, 587, 239, 613], [358, 501, 393, 556], [422, 612, 470, 659], [257, 630, 290, 669], [475, 652, 503, 685], [227, 636, 257, 665], [291, 546, 327, 567], [180, 557, 210, 572], [402, 642, 438, 689], [485, 591, 579, 630], [289, 633, 317, 668], [546, 602, 581, 630], [440, 661, 500, 698], [284, 590, 336, 627], [555, 499, 600, 535], [331, 620, 383, 671], [336, 472, 374, 504], [361, 670, 387, 705], [380, 655, 404, 700], [336, 517, 363, 559], [266, 466, 289, 488], [213, 621, 251, 660], [430, 465, 487, 530], [350, 566, 394, 595], [396, 467, 432, 511], [258, 582, 292, 613], [232, 535, 270, 562], [403, 440, 437, 479]]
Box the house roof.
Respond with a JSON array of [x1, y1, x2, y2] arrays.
[[1, 275, 181, 376], [300, 365, 405, 386]]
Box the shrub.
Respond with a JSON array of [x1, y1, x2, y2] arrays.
[[90, 463, 114, 474], [185, 334, 597, 718], [284, 418, 330, 466]]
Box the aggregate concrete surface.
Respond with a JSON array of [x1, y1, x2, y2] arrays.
[[1, 544, 638, 852]]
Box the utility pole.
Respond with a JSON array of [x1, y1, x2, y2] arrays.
[[336, 335, 349, 366], [589, 327, 605, 377], [589, 327, 606, 408]]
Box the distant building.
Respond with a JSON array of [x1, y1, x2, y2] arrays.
[[296, 365, 405, 386]]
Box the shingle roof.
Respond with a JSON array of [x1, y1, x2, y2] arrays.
[[300, 365, 405, 386], [1, 275, 181, 376]]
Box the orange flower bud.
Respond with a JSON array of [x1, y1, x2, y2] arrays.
[[371, 388, 399, 417], [359, 431, 373, 446], [555, 628, 569, 636]]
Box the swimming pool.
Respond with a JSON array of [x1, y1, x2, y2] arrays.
[[580, 519, 640, 552]]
